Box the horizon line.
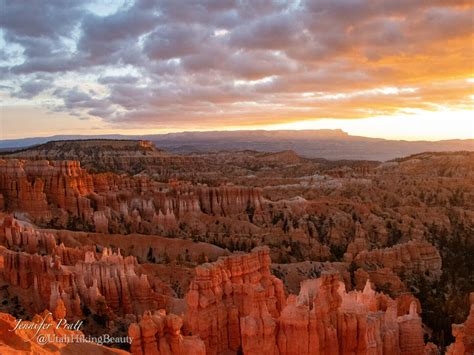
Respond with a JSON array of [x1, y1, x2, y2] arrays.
[[1, 128, 473, 143]]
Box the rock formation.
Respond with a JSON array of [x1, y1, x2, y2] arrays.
[[0, 245, 167, 320], [128, 247, 430, 355], [0, 151, 472, 354], [128, 310, 205, 355], [0, 159, 265, 236], [0, 216, 169, 320], [353, 241, 442, 278], [446, 293, 474, 355], [184, 247, 285, 354], [0, 310, 128, 354], [354, 267, 406, 294], [0, 159, 94, 222]]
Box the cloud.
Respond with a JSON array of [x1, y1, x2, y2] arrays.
[[14, 79, 51, 99], [228, 12, 300, 50], [0, 0, 84, 38], [98, 75, 140, 85], [51, 87, 112, 120], [77, 1, 158, 65], [0, 0, 472, 129], [144, 24, 209, 60]]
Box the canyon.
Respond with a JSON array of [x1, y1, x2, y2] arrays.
[[0, 140, 472, 354]]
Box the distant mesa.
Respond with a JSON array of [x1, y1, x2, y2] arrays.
[[1, 139, 170, 174], [25, 139, 159, 152], [1, 129, 473, 161]]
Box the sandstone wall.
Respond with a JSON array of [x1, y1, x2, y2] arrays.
[[446, 293, 474, 355], [128, 247, 430, 355], [0, 216, 168, 320], [353, 241, 442, 278], [0, 159, 264, 235]]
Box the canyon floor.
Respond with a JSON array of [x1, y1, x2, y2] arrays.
[[0, 139, 472, 354]]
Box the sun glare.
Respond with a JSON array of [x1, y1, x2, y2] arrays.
[[258, 109, 474, 141]]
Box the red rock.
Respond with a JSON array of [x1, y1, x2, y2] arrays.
[[446, 292, 474, 355], [424, 342, 440, 354], [179, 248, 428, 354], [0, 159, 96, 222], [0, 160, 50, 220], [93, 210, 109, 233], [354, 241, 442, 278], [396, 294, 422, 317], [397, 301, 425, 355], [185, 247, 285, 354], [0, 219, 167, 320], [0, 159, 268, 237], [53, 298, 67, 320], [129, 310, 205, 355], [354, 267, 406, 294], [0, 310, 127, 354]]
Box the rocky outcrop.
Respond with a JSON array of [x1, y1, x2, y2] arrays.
[[128, 247, 429, 355], [0, 159, 264, 235], [0, 159, 94, 222], [446, 293, 474, 355], [0, 159, 50, 220], [276, 275, 341, 355], [0, 310, 128, 354], [0, 216, 171, 320], [5, 139, 196, 177], [0, 215, 59, 255], [128, 310, 205, 355], [271, 277, 427, 355], [397, 301, 425, 355], [354, 267, 406, 294], [196, 185, 263, 217], [351, 240, 442, 295], [0, 150, 470, 354], [0, 245, 165, 319], [354, 241, 442, 278], [344, 236, 368, 262], [184, 247, 285, 355]]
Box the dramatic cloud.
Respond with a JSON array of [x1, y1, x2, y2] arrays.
[[1, 0, 472, 130], [13, 78, 52, 99]]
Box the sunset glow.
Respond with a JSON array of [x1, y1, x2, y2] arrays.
[[1, 1, 473, 140], [260, 110, 474, 141]]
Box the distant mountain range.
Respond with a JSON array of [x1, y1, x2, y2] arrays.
[[1, 129, 472, 161]]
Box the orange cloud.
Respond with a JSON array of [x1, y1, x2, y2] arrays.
[[0, 0, 472, 137]]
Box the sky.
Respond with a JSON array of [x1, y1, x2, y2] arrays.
[[0, 0, 473, 141]]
